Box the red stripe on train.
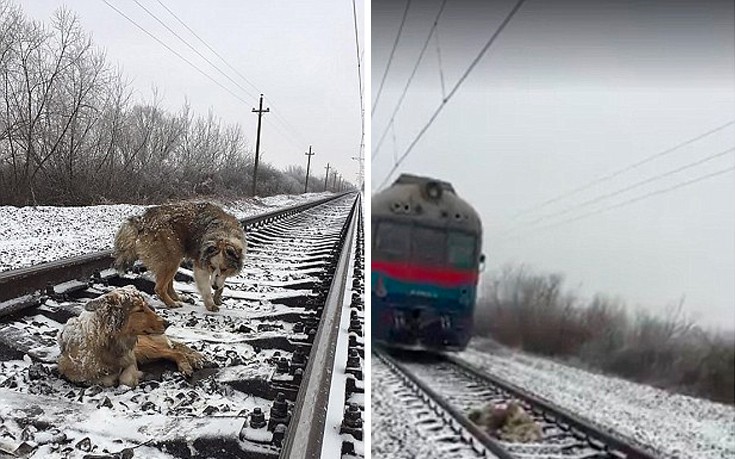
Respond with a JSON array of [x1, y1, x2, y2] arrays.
[[372, 260, 478, 287]]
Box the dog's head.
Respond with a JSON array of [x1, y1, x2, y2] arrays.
[[199, 237, 245, 290], [84, 286, 169, 336]]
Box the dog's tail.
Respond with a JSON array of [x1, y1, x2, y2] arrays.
[[113, 216, 141, 272]]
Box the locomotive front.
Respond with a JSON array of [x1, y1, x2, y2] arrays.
[[371, 174, 483, 351]]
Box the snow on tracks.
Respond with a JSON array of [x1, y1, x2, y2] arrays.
[[0, 193, 331, 273]]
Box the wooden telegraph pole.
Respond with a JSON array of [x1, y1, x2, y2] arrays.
[[251, 94, 270, 196], [324, 163, 331, 191], [304, 146, 315, 193]]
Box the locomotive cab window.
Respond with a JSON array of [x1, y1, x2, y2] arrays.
[[374, 221, 411, 260], [412, 226, 446, 265], [448, 232, 476, 269]]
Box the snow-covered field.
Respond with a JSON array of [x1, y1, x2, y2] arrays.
[[460, 338, 735, 459], [0, 192, 331, 272]]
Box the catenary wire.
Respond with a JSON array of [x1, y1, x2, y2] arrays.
[[377, 0, 527, 188], [511, 120, 735, 219], [372, 0, 412, 116], [504, 146, 735, 232], [500, 165, 735, 241], [371, 0, 448, 161], [351, 0, 366, 182]]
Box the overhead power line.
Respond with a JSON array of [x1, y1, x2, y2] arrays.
[[512, 120, 735, 219], [153, 0, 307, 146], [103, 0, 304, 151], [101, 0, 252, 106], [377, 0, 527, 188], [133, 0, 258, 101], [372, 0, 448, 160], [134, 0, 304, 149], [501, 165, 735, 241], [154, 0, 261, 96], [507, 146, 735, 231], [371, 0, 412, 116], [351, 0, 365, 182]]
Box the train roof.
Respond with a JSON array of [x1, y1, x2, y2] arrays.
[[372, 174, 482, 233]]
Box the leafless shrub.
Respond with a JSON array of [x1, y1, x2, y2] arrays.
[[475, 264, 735, 404]]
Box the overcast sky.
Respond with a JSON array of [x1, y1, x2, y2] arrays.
[[371, 0, 735, 330], [19, 0, 364, 186]]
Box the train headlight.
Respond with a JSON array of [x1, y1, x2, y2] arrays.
[[425, 181, 442, 200]]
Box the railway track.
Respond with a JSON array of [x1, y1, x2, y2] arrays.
[[374, 349, 661, 459], [0, 193, 363, 459]]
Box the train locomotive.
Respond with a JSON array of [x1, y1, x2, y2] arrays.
[[371, 174, 484, 351]]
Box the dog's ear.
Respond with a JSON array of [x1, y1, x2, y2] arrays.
[[103, 287, 142, 312]]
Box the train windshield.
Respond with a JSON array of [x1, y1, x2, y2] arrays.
[[447, 232, 476, 269], [374, 221, 411, 260], [412, 226, 445, 265], [375, 221, 477, 269]]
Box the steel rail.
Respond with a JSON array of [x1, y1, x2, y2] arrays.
[[279, 195, 360, 458], [0, 192, 353, 305], [444, 354, 661, 459], [376, 348, 516, 459]]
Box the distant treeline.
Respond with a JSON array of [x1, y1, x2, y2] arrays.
[[0, 2, 347, 206], [475, 265, 735, 404]]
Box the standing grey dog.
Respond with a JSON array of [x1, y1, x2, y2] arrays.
[[113, 202, 246, 311]]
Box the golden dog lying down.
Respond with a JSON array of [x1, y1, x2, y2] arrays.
[[468, 401, 543, 443], [57, 286, 205, 387]]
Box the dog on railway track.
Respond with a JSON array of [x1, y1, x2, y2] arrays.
[[113, 202, 246, 312], [469, 401, 543, 442], [57, 286, 169, 387], [57, 286, 207, 387]]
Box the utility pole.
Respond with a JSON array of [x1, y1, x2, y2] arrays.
[[251, 94, 270, 196], [304, 146, 315, 193], [352, 154, 363, 191], [324, 163, 331, 191], [332, 171, 338, 189]]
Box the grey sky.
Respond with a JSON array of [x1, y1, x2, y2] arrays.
[[20, 0, 364, 186], [371, 0, 735, 329]]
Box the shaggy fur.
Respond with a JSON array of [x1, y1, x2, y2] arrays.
[[57, 287, 168, 387], [113, 202, 246, 312], [134, 334, 205, 376], [468, 401, 543, 442]]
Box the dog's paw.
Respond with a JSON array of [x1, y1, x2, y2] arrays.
[[177, 361, 194, 377], [188, 352, 206, 371], [168, 302, 184, 309], [204, 301, 219, 312], [119, 370, 141, 388], [179, 293, 196, 305]]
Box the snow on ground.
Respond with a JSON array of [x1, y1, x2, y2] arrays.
[[461, 337, 735, 459], [0, 192, 331, 272]]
